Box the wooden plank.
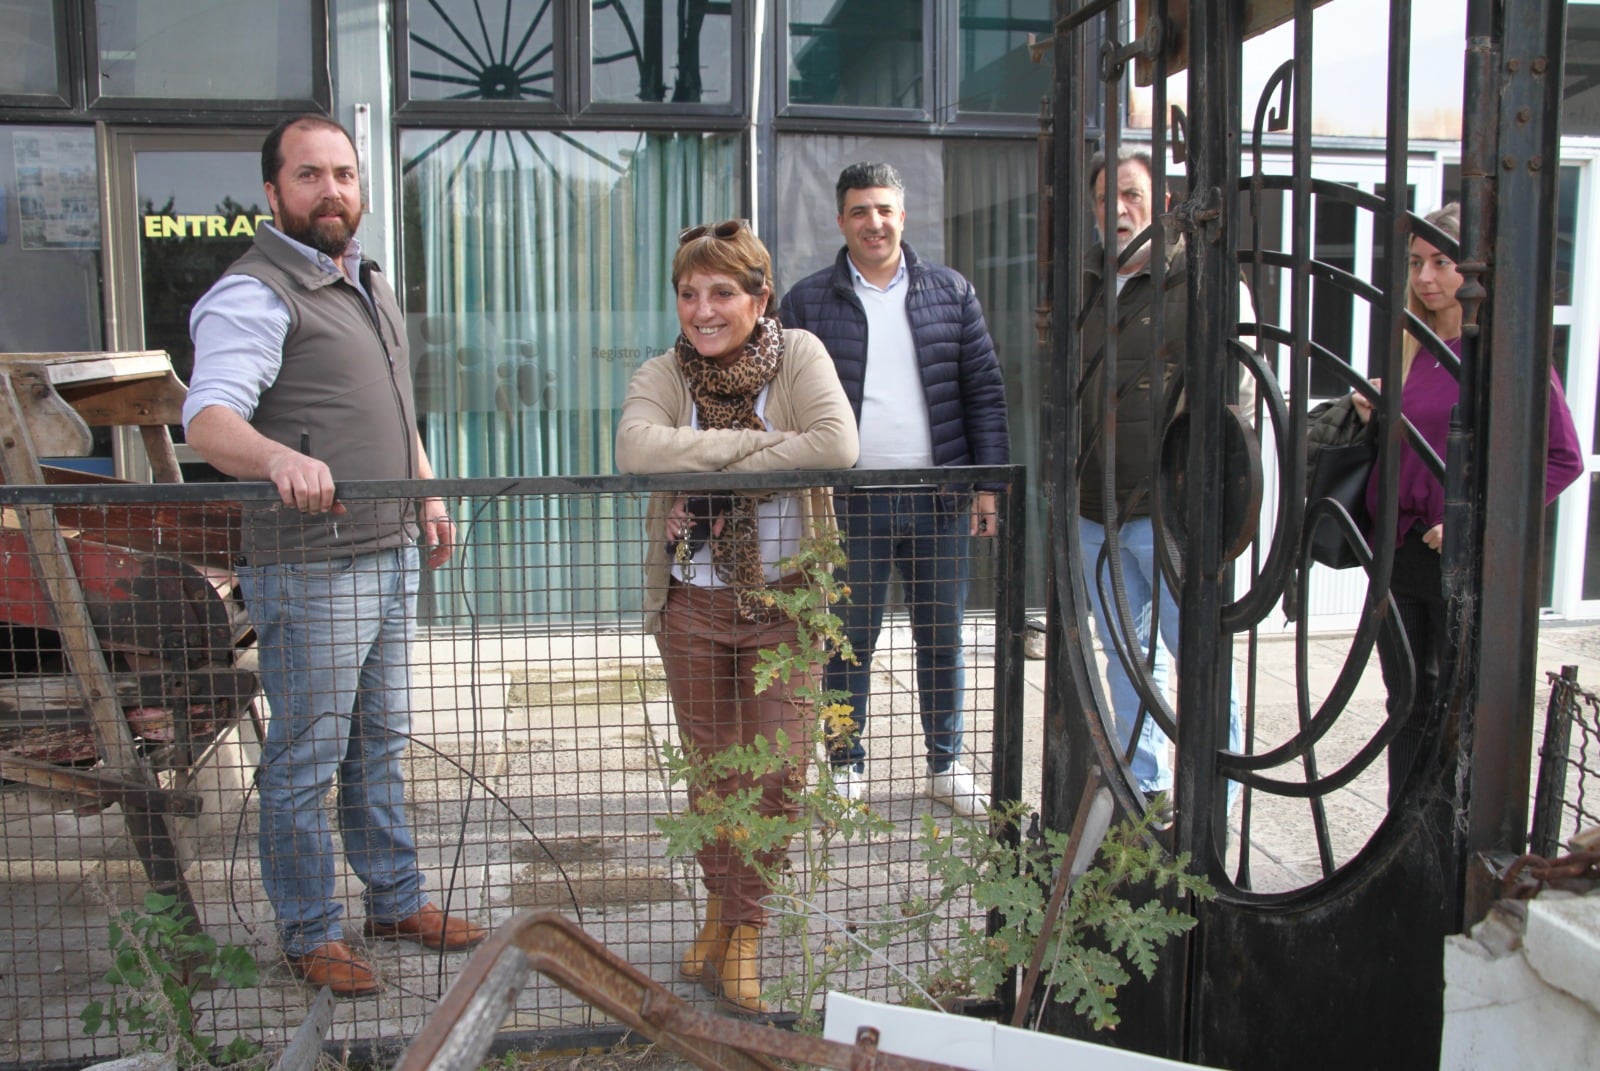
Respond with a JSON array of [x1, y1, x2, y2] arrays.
[[56, 371, 188, 427], [0, 668, 259, 728], [139, 423, 184, 483], [0, 363, 93, 458], [24, 350, 173, 386], [0, 753, 202, 816], [273, 988, 336, 1071]]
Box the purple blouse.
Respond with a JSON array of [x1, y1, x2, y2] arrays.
[[1365, 336, 1585, 547]]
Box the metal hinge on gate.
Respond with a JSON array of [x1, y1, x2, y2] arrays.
[[1170, 185, 1223, 245]]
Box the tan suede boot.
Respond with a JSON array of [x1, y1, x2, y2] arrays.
[[716, 923, 769, 1015], [680, 896, 728, 983]]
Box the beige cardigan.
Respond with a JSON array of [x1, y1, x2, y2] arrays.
[[615, 328, 860, 633]]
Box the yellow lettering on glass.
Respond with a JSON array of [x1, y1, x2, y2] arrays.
[[140, 214, 269, 240]]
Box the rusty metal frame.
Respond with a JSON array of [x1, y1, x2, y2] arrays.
[[395, 912, 973, 1071]]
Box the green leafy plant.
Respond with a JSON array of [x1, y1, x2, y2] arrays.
[[912, 800, 1216, 1031], [80, 890, 261, 1067]]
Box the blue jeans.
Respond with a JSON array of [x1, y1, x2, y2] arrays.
[[1078, 516, 1243, 797], [240, 544, 428, 956], [826, 489, 969, 774]]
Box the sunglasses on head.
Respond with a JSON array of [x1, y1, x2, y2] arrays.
[[678, 219, 750, 245]]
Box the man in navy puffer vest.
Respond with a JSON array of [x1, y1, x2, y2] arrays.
[[779, 162, 1010, 818]]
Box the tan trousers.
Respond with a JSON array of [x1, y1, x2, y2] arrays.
[[658, 580, 810, 927]]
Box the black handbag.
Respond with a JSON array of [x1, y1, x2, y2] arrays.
[[1304, 396, 1377, 569]]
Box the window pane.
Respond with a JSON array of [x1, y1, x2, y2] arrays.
[[1543, 490, 1561, 607], [96, 0, 314, 100], [399, 128, 739, 620], [134, 150, 266, 391], [1564, 5, 1600, 138], [1556, 164, 1580, 306], [406, 0, 555, 103], [957, 0, 1052, 114], [1584, 473, 1600, 601], [1311, 193, 1355, 395], [787, 0, 922, 109], [0, 3, 63, 97], [0, 126, 104, 352], [591, 0, 731, 105]]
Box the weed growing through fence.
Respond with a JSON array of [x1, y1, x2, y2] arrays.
[[80, 890, 262, 1067], [911, 800, 1216, 1030]]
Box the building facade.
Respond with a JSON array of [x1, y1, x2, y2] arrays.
[[2, 0, 1596, 621]]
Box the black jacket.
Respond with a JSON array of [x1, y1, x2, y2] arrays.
[[1077, 240, 1189, 521], [778, 243, 1010, 482]]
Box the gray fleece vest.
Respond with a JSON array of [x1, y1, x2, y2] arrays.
[[224, 226, 420, 564]]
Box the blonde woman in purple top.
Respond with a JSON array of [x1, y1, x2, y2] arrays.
[[1353, 202, 1583, 802]]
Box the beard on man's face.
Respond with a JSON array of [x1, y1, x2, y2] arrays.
[[279, 199, 362, 258]]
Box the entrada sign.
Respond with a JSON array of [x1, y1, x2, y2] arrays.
[[142, 214, 273, 239]]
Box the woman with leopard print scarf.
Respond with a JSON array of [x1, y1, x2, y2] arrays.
[[616, 220, 859, 1015]]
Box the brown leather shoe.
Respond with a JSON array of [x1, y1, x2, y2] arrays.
[[287, 941, 380, 997], [363, 903, 488, 951]]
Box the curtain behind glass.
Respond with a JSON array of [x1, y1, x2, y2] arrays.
[[400, 129, 740, 624], [944, 140, 1041, 606], [770, 133, 1040, 610]]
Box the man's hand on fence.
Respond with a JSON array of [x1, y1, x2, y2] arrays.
[[971, 492, 998, 538], [421, 496, 456, 568], [266, 450, 338, 514]]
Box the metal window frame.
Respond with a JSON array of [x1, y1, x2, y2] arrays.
[[939, 0, 1057, 130], [773, 0, 935, 124], [0, 0, 330, 125], [394, 1, 751, 129], [0, 0, 77, 112], [393, 0, 573, 121], [82, 0, 330, 121], [574, 0, 749, 121]]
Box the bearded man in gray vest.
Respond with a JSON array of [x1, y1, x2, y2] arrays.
[[185, 115, 485, 997]]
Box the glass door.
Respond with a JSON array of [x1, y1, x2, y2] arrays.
[[105, 128, 270, 479], [1549, 153, 1600, 619]]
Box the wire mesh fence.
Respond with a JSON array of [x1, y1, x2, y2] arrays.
[[1531, 665, 1600, 858], [0, 467, 1024, 1065]]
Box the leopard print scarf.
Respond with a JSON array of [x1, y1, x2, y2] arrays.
[[676, 316, 784, 618]]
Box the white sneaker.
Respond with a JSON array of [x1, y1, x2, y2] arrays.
[[830, 766, 865, 802], [927, 761, 985, 818]]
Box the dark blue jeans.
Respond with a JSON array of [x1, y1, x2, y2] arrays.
[[825, 488, 970, 774]]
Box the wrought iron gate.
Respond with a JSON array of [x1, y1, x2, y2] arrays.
[[1039, 1, 1570, 1066]]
